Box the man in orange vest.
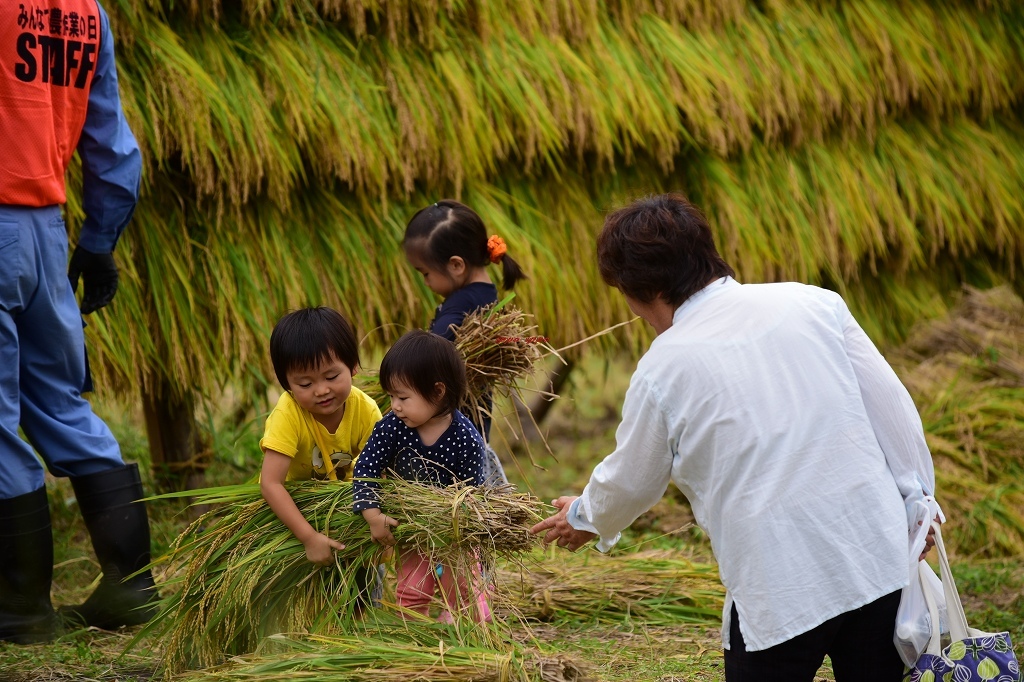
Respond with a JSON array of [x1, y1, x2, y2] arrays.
[[0, 1, 156, 643]]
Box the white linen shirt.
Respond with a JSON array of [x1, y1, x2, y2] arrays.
[[568, 277, 935, 651]]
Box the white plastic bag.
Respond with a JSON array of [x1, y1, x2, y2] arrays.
[[894, 495, 947, 667], [895, 560, 947, 666]]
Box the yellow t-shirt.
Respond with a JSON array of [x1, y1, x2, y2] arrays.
[[259, 387, 382, 481]]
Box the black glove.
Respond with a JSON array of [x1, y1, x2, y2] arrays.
[[68, 245, 119, 314]]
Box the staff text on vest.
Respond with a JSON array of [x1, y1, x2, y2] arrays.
[[14, 33, 97, 88]]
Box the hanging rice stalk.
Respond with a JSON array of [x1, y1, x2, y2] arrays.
[[101, 0, 1023, 204], [496, 548, 724, 627], [132, 481, 544, 673], [76, 114, 1024, 404], [60, 0, 1024, 411], [115, 0, 748, 40]]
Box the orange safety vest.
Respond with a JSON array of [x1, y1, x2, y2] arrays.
[[0, 0, 101, 207]]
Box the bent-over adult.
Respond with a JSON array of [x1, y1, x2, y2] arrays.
[[531, 193, 938, 682]]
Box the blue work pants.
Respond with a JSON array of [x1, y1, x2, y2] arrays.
[[0, 205, 123, 499]]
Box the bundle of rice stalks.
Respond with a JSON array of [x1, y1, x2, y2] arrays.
[[453, 300, 561, 424], [496, 548, 724, 627], [133, 480, 543, 673], [891, 285, 1024, 557], [171, 632, 587, 682], [356, 298, 555, 412], [380, 479, 543, 566]]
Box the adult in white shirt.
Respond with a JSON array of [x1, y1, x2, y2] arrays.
[[531, 193, 938, 682]]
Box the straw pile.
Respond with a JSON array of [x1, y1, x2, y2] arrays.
[[134, 480, 543, 673], [892, 285, 1024, 558], [169, 632, 587, 682], [496, 548, 724, 627]]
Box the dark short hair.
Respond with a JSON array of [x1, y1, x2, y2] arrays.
[[597, 193, 735, 306], [269, 307, 360, 390], [379, 330, 466, 416], [403, 199, 526, 290]]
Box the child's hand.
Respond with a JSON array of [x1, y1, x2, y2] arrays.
[[303, 532, 345, 566], [362, 509, 399, 547]]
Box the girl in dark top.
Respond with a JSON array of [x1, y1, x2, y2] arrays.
[[353, 330, 490, 622], [402, 200, 527, 484]]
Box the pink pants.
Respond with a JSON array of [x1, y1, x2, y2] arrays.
[[395, 549, 491, 623]]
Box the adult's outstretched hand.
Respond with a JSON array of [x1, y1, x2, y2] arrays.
[[68, 246, 119, 314], [530, 495, 597, 551]]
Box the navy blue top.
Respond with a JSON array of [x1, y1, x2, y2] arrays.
[[352, 410, 485, 512], [429, 282, 498, 341]]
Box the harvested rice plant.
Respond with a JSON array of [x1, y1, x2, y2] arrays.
[[19, 0, 1022, 680]]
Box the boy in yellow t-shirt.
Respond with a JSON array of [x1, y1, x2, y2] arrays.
[[260, 386, 381, 484], [259, 307, 382, 579]]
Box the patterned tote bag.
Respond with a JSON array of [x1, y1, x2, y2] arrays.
[[905, 523, 1020, 682]]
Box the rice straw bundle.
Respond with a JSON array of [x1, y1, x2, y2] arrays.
[[357, 300, 555, 416], [171, 632, 587, 682], [380, 478, 542, 567], [452, 301, 559, 422], [133, 480, 544, 673], [496, 548, 724, 627]]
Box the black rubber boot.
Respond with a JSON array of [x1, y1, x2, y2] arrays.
[[0, 487, 59, 643], [60, 463, 159, 629]]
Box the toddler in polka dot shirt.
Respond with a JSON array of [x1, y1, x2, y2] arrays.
[[353, 330, 490, 622]]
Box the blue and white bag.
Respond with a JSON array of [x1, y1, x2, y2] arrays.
[[904, 523, 1020, 682]]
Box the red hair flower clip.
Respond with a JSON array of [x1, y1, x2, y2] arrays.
[[487, 235, 507, 263]]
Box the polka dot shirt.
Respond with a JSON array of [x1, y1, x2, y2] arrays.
[[352, 410, 485, 512]]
